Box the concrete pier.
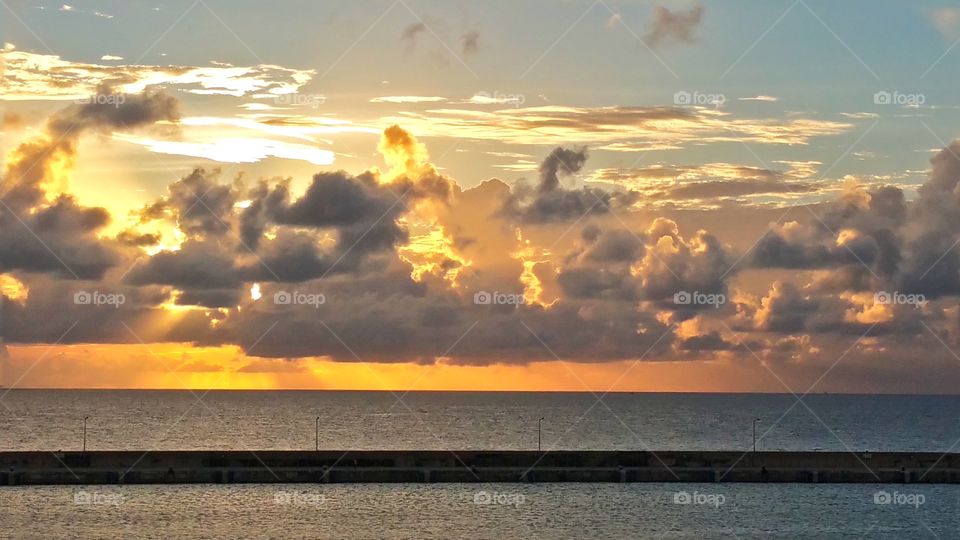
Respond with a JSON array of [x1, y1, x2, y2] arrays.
[[0, 450, 958, 486]]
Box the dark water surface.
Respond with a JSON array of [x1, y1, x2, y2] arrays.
[[0, 390, 957, 452]]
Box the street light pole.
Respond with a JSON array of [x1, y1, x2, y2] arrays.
[[538, 417, 544, 452], [315, 416, 320, 451], [83, 416, 89, 454], [752, 417, 761, 453]]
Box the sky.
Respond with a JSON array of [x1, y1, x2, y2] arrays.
[[2, 0, 960, 392]]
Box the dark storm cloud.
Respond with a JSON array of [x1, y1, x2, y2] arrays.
[[557, 219, 736, 309], [505, 147, 639, 223], [0, 90, 179, 279], [897, 142, 960, 297], [159, 169, 238, 237], [753, 282, 818, 332]]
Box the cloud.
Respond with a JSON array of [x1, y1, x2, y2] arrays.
[[503, 147, 639, 223], [0, 50, 314, 100], [370, 96, 448, 104], [644, 3, 704, 48], [0, 90, 179, 278], [402, 23, 427, 50], [588, 161, 824, 206], [928, 7, 960, 42], [380, 106, 852, 149], [461, 31, 480, 54], [9, 90, 960, 380]]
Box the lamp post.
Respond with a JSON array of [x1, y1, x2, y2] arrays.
[[315, 416, 320, 451], [538, 417, 544, 452], [752, 417, 761, 453], [83, 416, 90, 454]]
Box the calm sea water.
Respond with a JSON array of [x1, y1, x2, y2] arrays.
[[0, 483, 957, 539], [0, 390, 957, 452], [2, 392, 960, 538]]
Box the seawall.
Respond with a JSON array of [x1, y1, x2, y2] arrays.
[[1, 450, 958, 485]]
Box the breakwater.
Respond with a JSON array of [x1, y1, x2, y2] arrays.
[[1, 450, 958, 485]]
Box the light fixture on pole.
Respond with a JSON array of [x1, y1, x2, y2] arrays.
[[752, 417, 761, 453], [538, 417, 545, 452], [83, 416, 90, 454]]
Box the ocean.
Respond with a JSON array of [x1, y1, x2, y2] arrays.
[[1, 391, 959, 538], [0, 390, 958, 452]]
